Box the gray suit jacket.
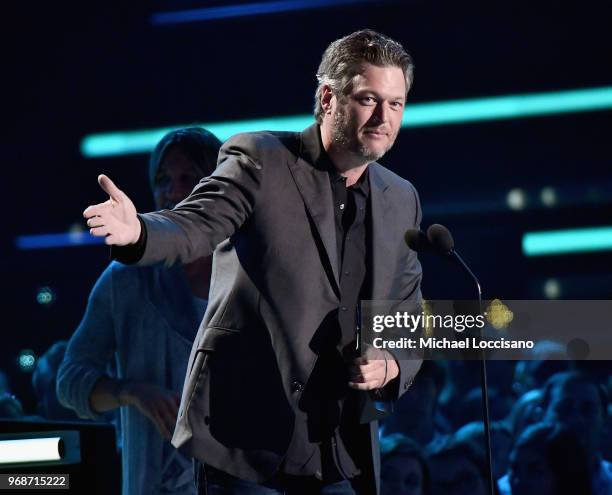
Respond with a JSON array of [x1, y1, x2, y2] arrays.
[[122, 124, 423, 494]]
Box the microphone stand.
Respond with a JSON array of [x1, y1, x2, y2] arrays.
[[450, 249, 496, 495]]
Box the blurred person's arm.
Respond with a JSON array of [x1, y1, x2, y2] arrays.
[[89, 377, 179, 441], [57, 264, 117, 421], [56, 264, 179, 440]]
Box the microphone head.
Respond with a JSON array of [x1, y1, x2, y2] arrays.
[[404, 229, 431, 253], [427, 224, 455, 254]]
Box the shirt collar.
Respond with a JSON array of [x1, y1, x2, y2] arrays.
[[328, 164, 370, 196]]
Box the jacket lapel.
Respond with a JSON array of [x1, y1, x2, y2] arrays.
[[369, 163, 394, 299], [287, 124, 340, 296]]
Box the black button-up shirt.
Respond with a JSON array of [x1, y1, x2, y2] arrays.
[[330, 167, 370, 351]]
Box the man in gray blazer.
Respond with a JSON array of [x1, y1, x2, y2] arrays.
[[84, 29, 423, 495]]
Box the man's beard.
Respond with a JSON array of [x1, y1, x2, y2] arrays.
[[331, 106, 393, 163]]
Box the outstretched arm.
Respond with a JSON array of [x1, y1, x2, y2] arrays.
[[84, 133, 264, 267]]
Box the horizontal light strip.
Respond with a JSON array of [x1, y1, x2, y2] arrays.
[[151, 0, 380, 25], [81, 85, 612, 158], [15, 232, 105, 250], [403, 85, 612, 126], [0, 437, 62, 464], [81, 115, 313, 158], [523, 226, 612, 257]]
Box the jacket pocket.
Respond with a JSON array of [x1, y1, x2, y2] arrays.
[[197, 326, 241, 353], [182, 327, 241, 413]]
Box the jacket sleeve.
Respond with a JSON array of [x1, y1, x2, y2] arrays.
[[113, 133, 264, 267], [56, 264, 117, 420]]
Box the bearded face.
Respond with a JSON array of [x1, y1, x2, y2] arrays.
[[327, 63, 406, 164]]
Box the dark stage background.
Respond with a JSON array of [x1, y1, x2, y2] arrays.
[[1, 1, 611, 482]]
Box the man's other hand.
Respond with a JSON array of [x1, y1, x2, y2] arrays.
[[348, 346, 399, 391]]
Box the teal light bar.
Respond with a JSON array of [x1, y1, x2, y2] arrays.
[[81, 115, 313, 158], [402, 85, 612, 127], [81, 85, 612, 158], [523, 226, 612, 257]]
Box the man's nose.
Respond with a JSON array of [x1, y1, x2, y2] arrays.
[[371, 102, 389, 124]]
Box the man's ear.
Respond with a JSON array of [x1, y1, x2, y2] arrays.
[[320, 85, 334, 114]]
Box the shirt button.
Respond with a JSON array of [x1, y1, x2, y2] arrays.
[[291, 381, 304, 393], [344, 271, 350, 276], [341, 306, 348, 311]]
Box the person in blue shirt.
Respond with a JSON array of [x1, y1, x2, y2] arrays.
[[57, 127, 222, 495]]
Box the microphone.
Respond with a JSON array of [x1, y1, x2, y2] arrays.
[[405, 224, 454, 255], [405, 223, 495, 495], [426, 223, 454, 254], [404, 229, 433, 253], [406, 225, 481, 297]]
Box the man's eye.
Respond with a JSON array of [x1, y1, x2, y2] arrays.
[[360, 97, 376, 105], [391, 101, 404, 109]]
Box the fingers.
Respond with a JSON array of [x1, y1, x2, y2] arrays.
[[83, 200, 112, 220], [88, 214, 118, 238], [348, 366, 385, 389], [348, 368, 383, 386], [348, 358, 386, 390], [349, 359, 385, 373], [159, 403, 177, 439], [162, 395, 179, 422], [86, 216, 104, 229], [84, 204, 122, 241], [98, 174, 125, 202], [139, 404, 170, 440], [104, 234, 119, 246], [146, 400, 176, 441], [170, 394, 180, 415], [132, 385, 178, 441], [352, 353, 386, 366], [86, 206, 119, 237], [151, 410, 172, 441], [348, 379, 380, 391], [90, 226, 110, 237], [154, 392, 179, 438], [162, 395, 180, 438], [348, 372, 384, 389]]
